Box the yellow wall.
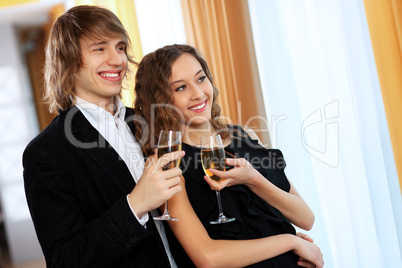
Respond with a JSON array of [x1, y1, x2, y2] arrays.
[[0, 0, 38, 8]]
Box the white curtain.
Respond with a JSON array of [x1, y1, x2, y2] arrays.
[[134, 0, 186, 55], [248, 0, 402, 267]]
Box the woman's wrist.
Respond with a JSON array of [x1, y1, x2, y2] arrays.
[[246, 171, 265, 188], [289, 233, 303, 252]]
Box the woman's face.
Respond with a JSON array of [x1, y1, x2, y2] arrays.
[[170, 53, 214, 127]]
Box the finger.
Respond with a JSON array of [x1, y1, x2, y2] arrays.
[[296, 232, 314, 243], [225, 158, 236, 166], [204, 175, 231, 190], [204, 175, 223, 190], [226, 158, 248, 167], [164, 176, 182, 189], [208, 168, 235, 179], [164, 183, 182, 200], [161, 167, 183, 178]]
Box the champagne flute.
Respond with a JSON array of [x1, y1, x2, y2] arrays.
[[200, 135, 235, 224], [153, 130, 182, 221]]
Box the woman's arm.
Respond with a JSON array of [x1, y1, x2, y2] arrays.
[[246, 174, 314, 230], [207, 158, 315, 230], [166, 176, 323, 268], [207, 127, 314, 230]]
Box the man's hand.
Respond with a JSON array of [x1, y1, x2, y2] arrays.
[[128, 150, 184, 218]]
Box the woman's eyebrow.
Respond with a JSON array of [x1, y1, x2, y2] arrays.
[[170, 69, 204, 86]]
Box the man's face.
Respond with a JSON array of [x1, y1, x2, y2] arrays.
[[73, 36, 128, 106]]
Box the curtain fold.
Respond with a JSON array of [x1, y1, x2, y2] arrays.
[[363, 0, 402, 192], [180, 0, 270, 147], [75, 0, 143, 108]]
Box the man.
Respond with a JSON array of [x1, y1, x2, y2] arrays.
[[23, 5, 186, 267]]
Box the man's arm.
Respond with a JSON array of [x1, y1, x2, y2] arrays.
[[23, 144, 154, 267]]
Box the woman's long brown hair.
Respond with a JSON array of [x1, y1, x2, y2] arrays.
[[133, 44, 229, 156]]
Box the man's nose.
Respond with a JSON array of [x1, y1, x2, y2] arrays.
[[107, 49, 124, 66]]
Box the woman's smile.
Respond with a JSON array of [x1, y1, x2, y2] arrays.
[[189, 100, 208, 112]]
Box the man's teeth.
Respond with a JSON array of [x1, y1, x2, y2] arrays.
[[100, 73, 119, 78], [190, 101, 206, 111]]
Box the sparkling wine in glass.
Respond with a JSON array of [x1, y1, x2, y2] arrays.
[[153, 130, 181, 221], [200, 135, 235, 224]]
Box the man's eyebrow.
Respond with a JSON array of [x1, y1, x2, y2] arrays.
[[89, 41, 108, 47], [88, 40, 126, 47], [117, 41, 127, 46], [170, 69, 204, 86]]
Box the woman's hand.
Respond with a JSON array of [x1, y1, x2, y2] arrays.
[[207, 157, 315, 231], [296, 232, 314, 243], [292, 234, 324, 268], [204, 158, 264, 190]]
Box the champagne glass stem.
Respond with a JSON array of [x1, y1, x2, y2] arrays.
[[155, 200, 178, 221], [210, 190, 235, 224], [215, 190, 224, 218], [163, 201, 169, 216]]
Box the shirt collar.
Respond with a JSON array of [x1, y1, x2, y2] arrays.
[[75, 96, 126, 125]]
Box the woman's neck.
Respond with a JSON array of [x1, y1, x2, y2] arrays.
[[181, 122, 230, 147], [181, 122, 214, 146]]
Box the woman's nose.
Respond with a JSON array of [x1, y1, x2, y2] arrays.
[[190, 85, 205, 100]]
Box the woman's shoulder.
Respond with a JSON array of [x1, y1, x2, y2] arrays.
[[228, 124, 265, 147]]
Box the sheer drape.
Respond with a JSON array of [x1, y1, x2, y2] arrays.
[[134, 0, 186, 56], [249, 0, 402, 267]]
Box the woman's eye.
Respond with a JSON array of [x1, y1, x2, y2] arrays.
[[175, 85, 186, 92], [198, 76, 206, 82]]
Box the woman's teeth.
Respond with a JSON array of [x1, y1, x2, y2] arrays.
[[190, 101, 206, 111], [100, 73, 119, 78]]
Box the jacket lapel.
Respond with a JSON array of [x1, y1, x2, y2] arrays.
[[65, 106, 135, 194]]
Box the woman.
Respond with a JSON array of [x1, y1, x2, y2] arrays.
[[133, 44, 323, 268]]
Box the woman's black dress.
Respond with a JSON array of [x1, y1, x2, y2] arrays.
[[177, 125, 300, 267]]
